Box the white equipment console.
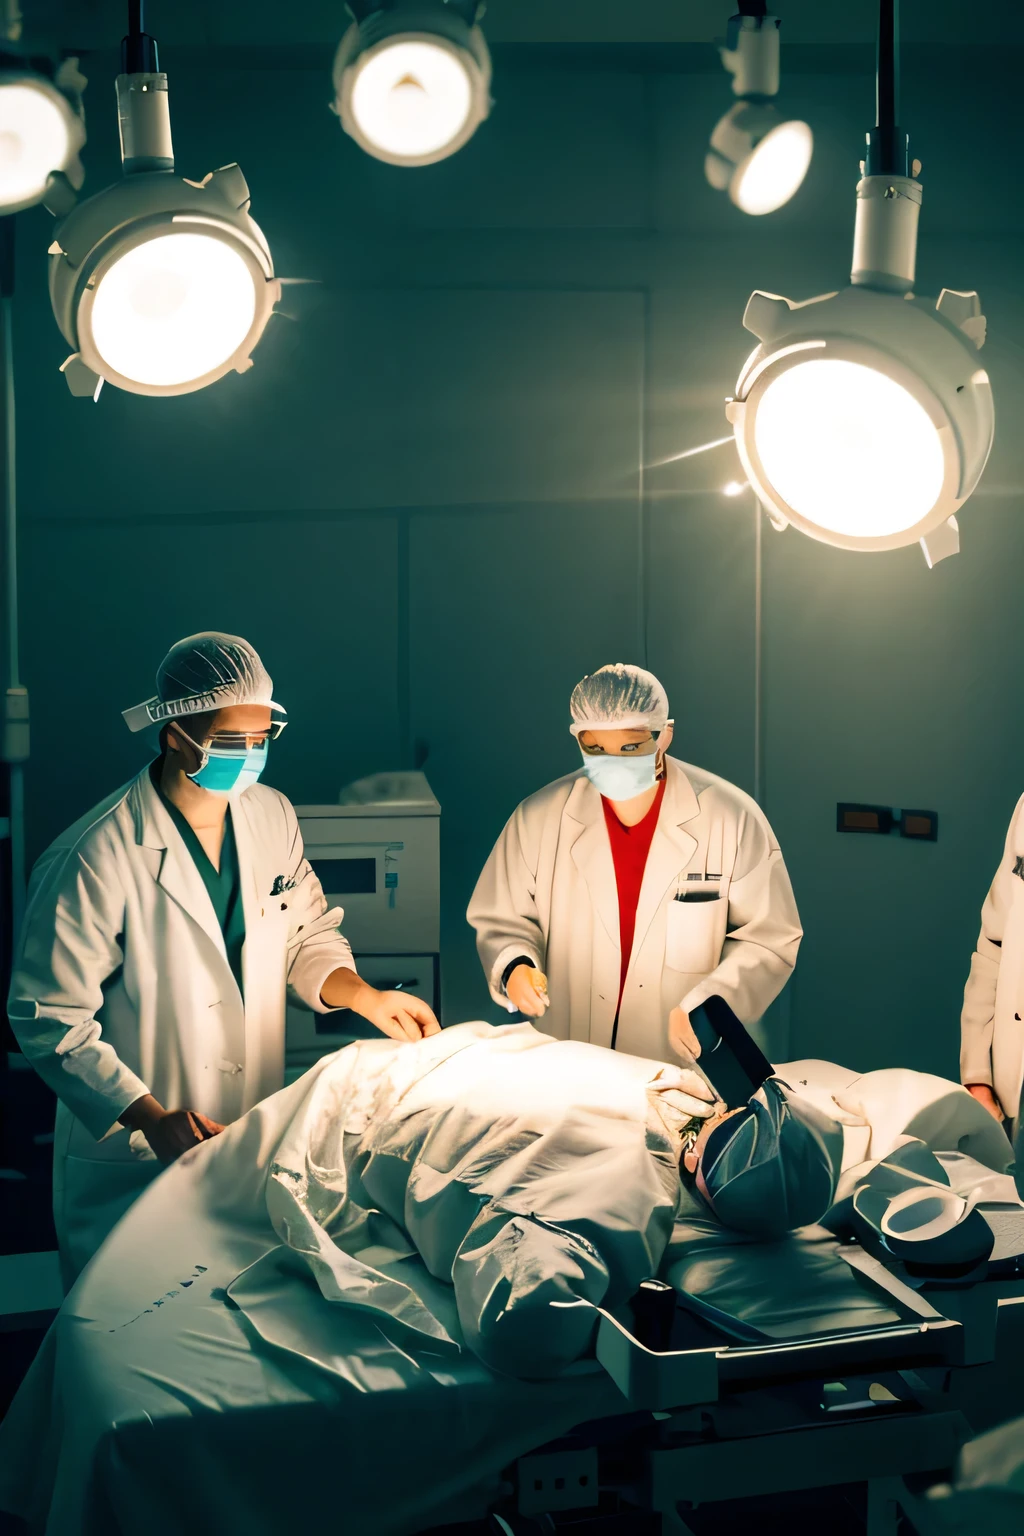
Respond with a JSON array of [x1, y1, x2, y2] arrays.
[[284, 771, 441, 1082]]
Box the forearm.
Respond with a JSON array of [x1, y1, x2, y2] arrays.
[[320, 966, 377, 1013], [119, 1093, 166, 1131]]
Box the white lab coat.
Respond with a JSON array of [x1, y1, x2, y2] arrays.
[[468, 756, 802, 1062], [8, 765, 355, 1287], [961, 791, 1024, 1117]]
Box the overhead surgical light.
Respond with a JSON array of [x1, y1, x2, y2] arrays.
[[332, 0, 491, 166], [725, 0, 994, 563], [705, 3, 811, 216], [0, 1, 86, 215], [48, 2, 279, 400]]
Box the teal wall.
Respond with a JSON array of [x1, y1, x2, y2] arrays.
[[10, 44, 1024, 1073]]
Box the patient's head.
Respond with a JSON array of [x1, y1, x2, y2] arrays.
[[687, 1078, 844, 1239]]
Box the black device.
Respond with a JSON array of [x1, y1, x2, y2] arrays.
[[687, 995, 773, 1109], [630, 1277, 676, 1351]]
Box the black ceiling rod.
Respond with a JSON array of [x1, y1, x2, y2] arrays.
[[122, 0, 159, 74], [866, 0, 909, 176]]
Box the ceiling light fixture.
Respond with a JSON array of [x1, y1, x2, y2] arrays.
[[705, 3, 812, 216], [0, 1, 86, 215], [48, 1, 279, 401], [332, 0, 491, 167], [725, 0, 994, 562]]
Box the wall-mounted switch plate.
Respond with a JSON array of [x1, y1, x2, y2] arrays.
[[837, 803, 893, 835], [837, 804, 938, 842], [897, 809, 938, 842]]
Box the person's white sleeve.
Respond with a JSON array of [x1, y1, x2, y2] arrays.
[[679, 806, 802, 1024], [467, 803, 545, 1007], [278, 799, 357, 1013], [960, 797, 1022, 1087], [7, 832, 149, 1141]]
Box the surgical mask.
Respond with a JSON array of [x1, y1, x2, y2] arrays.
[[581, 749, 658, 800], [174, 725, 270, 798]]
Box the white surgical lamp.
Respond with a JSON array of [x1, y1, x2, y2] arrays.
[[332, 0, 491, 166], [0, 0, 86, 216], [48, 3, 279, 400], [705, 4, 812, 216], [725, 0, 994, 563]]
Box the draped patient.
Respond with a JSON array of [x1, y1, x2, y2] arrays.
[[256, 1022, 847, 1379]]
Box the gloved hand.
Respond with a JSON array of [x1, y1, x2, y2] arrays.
[[668, 1005, 702, 1062], [359, 987, 442, 1041], [649, 1063, 718, 1124], [506, 964, 550, 1018]]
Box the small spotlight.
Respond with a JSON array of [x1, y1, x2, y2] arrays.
[[724, 2, 994, 559], [722, 480, 746, 496], [48, 13, 278, 400], [0, 55, 86, 216], [705, 9, 812, 217], [333, 0, 491, 167]]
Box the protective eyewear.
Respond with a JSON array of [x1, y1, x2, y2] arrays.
[[170, 719, 286, 763], [202, 722, 287, 752], [578, 733, 659, 756]]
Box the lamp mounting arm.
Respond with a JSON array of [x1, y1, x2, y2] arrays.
[[720, 6, 781, 102], [866, 0, 908, 176], [852, 0, 920, 293], [122, 0, 159, 74], [118, 0, 173, 174]]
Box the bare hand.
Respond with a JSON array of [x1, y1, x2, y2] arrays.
[[361, 988, 441, 1042], [966, 1083, 1005, 1122], [506, 964, 550, 1018], [668, 1005, 701, 1061], [123, 1098, 226, 1165]]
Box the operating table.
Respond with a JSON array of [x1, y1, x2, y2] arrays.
[[488, 1205, 1024, 1536]]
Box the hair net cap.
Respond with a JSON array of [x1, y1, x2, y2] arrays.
[[700, 1078, 844, 1239], [569, 663, 670, 737], [122, 632, 286, 734]]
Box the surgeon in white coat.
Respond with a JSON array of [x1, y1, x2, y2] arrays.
[[9, 632, 440, 1287], [960, 792, 1024, 1125], [468, 664, 802, 1065]]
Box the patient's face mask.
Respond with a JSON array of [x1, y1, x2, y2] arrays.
[[173, 723, 283, 798], [579, 729, 661, 800]]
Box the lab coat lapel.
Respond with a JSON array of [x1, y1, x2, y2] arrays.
[[229, 791, 277, 1102], [566, 776, 620, 946], [631, 759, 700, 956], [132, 769, 228, 962], [230, 791, 268, 998]]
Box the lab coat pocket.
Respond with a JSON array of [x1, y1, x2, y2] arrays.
[[665, 896, 728, 975]]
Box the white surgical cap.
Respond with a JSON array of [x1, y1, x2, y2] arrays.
[[122, 632, 286, 734], [569, 663, 670, 737]]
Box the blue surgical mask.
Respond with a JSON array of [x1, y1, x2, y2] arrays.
[[188, 739, 268, 798], [581, 749, 658, 800]]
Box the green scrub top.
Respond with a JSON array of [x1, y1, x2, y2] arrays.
[[151, 765, 246, 998]]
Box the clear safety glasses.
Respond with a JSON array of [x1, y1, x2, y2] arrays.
[[577, 732, 659, 756], [172, 718, 287, 759], [203, 721, 287, 753]]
